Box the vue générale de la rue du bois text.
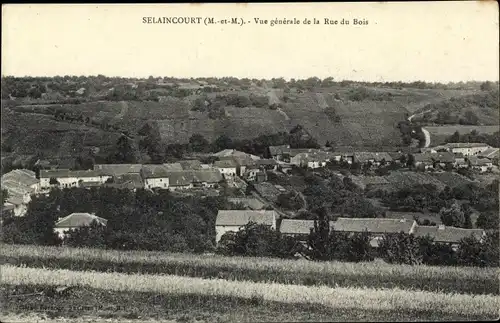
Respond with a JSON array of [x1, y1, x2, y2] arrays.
[[142, 16, 369, 27]]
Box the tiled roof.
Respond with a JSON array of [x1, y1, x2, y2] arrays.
[[179, 160, 202, 170], [40, 169, 104, 179], [55, 212, 108, 228], [414, 152, 455, 163], [332, 217, 416, 234], [93, 164, 143, 176], [478, 148, 499, 159], [353, 152, 393, 163], [162, 163, 183, 171], [468, 156, 493, 166], [279, 219, 336, 235], [445, 143, 491, 149], [214, 159, 238, 168], [1, 169, 39, 187], [216, 210, 276, 226], [255, 159, 278, 166], [141, 165, 171, 178], [228, 198, 266, 210], [413, 225, 485, 243]]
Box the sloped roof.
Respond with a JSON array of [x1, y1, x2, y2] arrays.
[[414, 152, 455, 163], [214, 149, 259, 160], [255, 159, 278, 166], [179, 160, 202, 170], [162, 163, 184, 171], [1, 179, 35, 196], [1, 169, 39, 187], [478, 148, 499, 159], [40, 169, 104, 179], [191, 170, 223, 183], [332, 217, 415, 234], [467, 156, 492, 166], [354, 152, 393, 163], [214, 159, 238, 168], [93, 164, 143, 176], [55, 212, 107, 228], [116, 173, 144, 188], [141, 165, 171, 178], [279, 219, 336, 235], [413, 225, 485, 243], [216, 210, 276, 226], [445, 143, 491, 149], [6, 193, 24, 205], [228, 198, 266, 210]]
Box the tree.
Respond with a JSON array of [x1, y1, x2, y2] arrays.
[[480, 81, 494, 91], [439, 202, 465, 227], [109, 135, 136, 163], [406, 154, 415, 168], [1, 189, 8, 205], [379, 232, 423, 265], [476, 211, 499, 230], [448, 131, 460, 143], [189, 134, 209, 153], [214, 134, 233, 151]]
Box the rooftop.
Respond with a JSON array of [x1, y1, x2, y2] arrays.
[[332, 217, 416, 234], [1, 169, 39, 187], [55, 212, 108, 228], [413, 225, 485, 243], [444, 143, 492, 149], [353, 152, 393, 163], [93, 164, 143, 176], [216, 210, 276, 226], [214, 159, 238, 168], [40, 169, 105, 179]]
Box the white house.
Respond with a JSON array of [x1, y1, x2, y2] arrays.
[[215, 210, 277, 245], [141, 165, 170, 189], [39, 170, 112, 189], [444, 143, 492, 156], [467, 156, 494, 173], [1, 169, 40, 217], [290, 152, 332, 169], [54, 212, 108, 240], [213, 159, 238, 178]]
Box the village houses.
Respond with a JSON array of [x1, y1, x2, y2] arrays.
[[443, 143, 492, 156], [2, 169, 40, 217], [39, 169, 112, 190]]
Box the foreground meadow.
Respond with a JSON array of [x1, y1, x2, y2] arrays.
[[2, 265, 499, 322], [1, 244, 499, 322], [1, 244, 497, 295]]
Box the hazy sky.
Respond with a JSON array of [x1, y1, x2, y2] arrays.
[[2, 2, 498, 82]]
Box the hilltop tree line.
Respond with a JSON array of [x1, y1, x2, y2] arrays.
[[107, 123, 319, 164]]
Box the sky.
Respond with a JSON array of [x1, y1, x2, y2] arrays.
[[2, 2, 499, 82]]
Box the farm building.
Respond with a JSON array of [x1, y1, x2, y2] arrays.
[[443, 143, 492, 156], [189, 170, 224, 189], [353, 152, 393, 166], [477, 148, 499, 161], [268, 145, 291, 161], [290, 151, 332, 169], [412, 224, 486, 250], [104, 173, 144, 191], [467, 156, 494, 172], [1, 169, 39, 216], [332, 217, 418, 247], [413, 152, 455, 169], [93, 164, 143, 176], [215, 210, 277, 244], [220, 155, 257, 176], [141, 165, 170, 190], [279, 219, 335, 240], [227, 197, 267, 210], [39, 170, 111, 190], [54, 212, 108, 240], [213, 159, 238, 178]]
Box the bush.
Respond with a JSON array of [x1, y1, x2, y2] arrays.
[[378, 232, 423, 265]]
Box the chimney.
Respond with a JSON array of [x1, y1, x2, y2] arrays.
[[438, 224, 445, 230]]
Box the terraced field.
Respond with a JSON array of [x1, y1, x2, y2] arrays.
[[1, 244, 498, 322]]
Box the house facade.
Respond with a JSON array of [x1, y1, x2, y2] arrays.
[[40, 170, 111, 189], [214, 159, 238, 178], [444, 143, 492, 156], [141, 166, 170, 189]]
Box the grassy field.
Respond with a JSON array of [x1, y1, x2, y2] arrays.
[[1, 244, 497, 295], [2, 265, 499, 319], [2, 244, 499, 322], [384, 171, 447, 191], [426, 125, 498, 145]]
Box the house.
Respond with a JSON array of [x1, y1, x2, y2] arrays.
[[467, 156, 493, 173], [105, 173, 144, 190], [243, 166, 267, 182], [443, 143, 492, 156], [412, 224, 486, 250], [141, 165, 170, 189], [215, 210, 277, 244], [166, 171, 193, 190], [279, 219, 335, 240], [477, 148, 499, 164], [54, 212, 108, 240], [2, 169, 40, 194], [453, 153, 468, 169], [93, 164, 143, 176], [162, 163, 184, 171], [227, 198, 267, 210], [268, 145, 291, 161], [290, 151, 333, 169], [413, 152, 455, 169], [39, 170, 111, 189], [213, 159, 238, 178], [331, 217, 418, 247], [213, 149, 260, 161], [353, 152, 393, 166]]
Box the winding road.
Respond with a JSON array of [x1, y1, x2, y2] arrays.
[[408, 110, 432, 148]]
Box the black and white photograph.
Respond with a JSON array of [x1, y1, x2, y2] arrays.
[[1, 2, 499, 322]]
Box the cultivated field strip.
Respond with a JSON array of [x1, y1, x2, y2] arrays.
[[1, 244, 497, 295], [2, 265, 499, 318]]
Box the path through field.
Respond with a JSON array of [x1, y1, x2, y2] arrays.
[[408, 110, 432, 148], [263, 81, 290, 121]]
